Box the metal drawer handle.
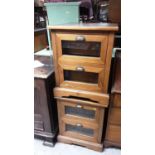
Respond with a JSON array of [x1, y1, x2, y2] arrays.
[[76, 123, 83, 127], [75, 36, 85, 41], [76, 66, 85, 72], [76, 104, 83, 108]]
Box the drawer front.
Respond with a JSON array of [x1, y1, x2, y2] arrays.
[[106, 124, 121, 144], [55, 33, 109, 93], [58, 99, 101, 123], [60, 66, 104, 92], [61, 118, 99, 142], [56, 33, 108, 60], [112, 94, 121, 107], [109, 108, 121, 125], [56, 96, 106, 143]]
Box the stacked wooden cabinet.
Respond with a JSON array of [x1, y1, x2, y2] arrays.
[[49, 23, 118, 151]]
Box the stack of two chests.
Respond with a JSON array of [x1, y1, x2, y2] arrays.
[[48, 23, 118, 151]]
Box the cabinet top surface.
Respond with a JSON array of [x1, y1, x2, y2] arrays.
[[48, 23, 118, 31], [34, 55, 54, 79]]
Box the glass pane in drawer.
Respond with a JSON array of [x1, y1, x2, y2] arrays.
[[62, 41, 101, 57], [64, 70, 98, 84], [65, 106, 95, 119], [66, 124, 94, 136]]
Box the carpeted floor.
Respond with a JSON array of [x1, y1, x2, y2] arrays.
[[34, 139, 121, 155]]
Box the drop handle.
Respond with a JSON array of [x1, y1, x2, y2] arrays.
[[76, 66, 85, 72], [76, 123, 83, 127], [76, 104, 83, 108], [75, 35, 85, 41]]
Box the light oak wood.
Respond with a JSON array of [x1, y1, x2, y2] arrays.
[[61, 117, 99, 142], [56, 95, 105, 143], [48, 23, 118, 32], [50, 23, 118, 151], [59, 55, 105, 73], [102, 33, 115, 93], [51, 30, 116, 93], [54, 87, 109, 107], [58, 99, 100, 123], [56, 33, 108, 63], [60, 81, 101, 93], [57, 135, 104, 152], [51, 32, 60, 86], [55, 97, 108, 108], [54, 33, 108, 92]]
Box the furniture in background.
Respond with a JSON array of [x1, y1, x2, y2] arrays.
[[34, 28, 48, 52], [108, 0, 121, 24], [108, 0, 121, 48], [34, 3, 48, 52], [104, 50, 121, 148], [49, 23, 118, 151], [34, 55, 58, 146]]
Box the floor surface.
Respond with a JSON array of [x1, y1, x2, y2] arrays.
[[34, 139, 121, 155]]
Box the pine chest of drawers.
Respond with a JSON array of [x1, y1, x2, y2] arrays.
[[48, 23, 118, 151]]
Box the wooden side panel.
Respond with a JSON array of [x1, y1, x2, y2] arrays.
[[103, 33, 115, 93], [105, 125, 121, 144], [51, 32, 60, 86], [113, 94, 121, 108], [108, 108, 121, 125], [34, 79, 51, 133]]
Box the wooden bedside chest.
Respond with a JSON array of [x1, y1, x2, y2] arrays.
[[104, 50, 121, 148], [48, 23, 118, 151], [34, 56, 58, 146]]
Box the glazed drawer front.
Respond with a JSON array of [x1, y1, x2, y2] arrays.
[[56, 33, 108, 60], [61, 118, 99, 142], [58, 98, 102, 122], [56, 33, 109, 93], [59, 65, 105, 92], [106, 125, 121, 144], [109, 108, 121, 125]]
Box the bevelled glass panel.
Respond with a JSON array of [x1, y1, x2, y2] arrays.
[[62, 41, 101, 57], [64, 70, 98, 83], [66, 124, 94, 136], [65, 106, 95, 119]]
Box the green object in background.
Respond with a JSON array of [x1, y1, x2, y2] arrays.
[[44, 2, 80, 26]]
